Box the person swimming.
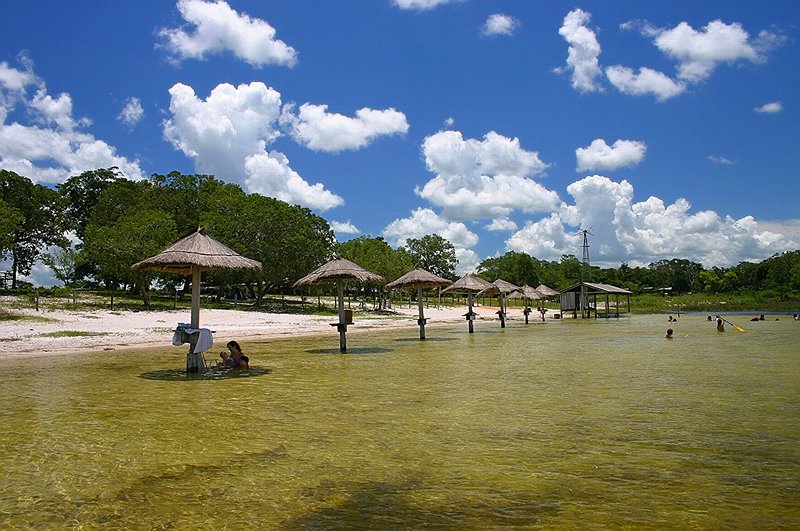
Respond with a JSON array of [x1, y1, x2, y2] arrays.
[[665, 328, 673, 339], [716, 316, 725, 332]]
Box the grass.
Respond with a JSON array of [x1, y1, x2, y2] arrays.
[[39, 330, 109, 338], [0, 309, 58, 323]]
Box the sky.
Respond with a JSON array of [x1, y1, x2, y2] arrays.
[[2, 0, 799, 285]]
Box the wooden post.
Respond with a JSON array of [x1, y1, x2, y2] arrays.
[[187, 265, 204, 373], [468, 292, 475, 334], [337, 281, 347, 353], [499, 294, 506, 328], [417, 286, 426, 340], [35, 288, 39, 312]]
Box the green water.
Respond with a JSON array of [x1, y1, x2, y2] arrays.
[[1, 314, 799, 528]]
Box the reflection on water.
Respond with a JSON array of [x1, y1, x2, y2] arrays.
[[139, 366, 273, 381], [1, 314, 799, 528]]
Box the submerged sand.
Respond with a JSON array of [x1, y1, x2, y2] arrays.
[[0, 303, 555, 360]]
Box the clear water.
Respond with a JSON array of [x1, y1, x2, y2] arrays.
[[1, 314, 799, 528]]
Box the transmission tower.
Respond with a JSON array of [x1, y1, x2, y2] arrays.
[[580, 228, 592, 282]]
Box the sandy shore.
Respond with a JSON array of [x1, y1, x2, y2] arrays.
[[1, 303, 554, 360]]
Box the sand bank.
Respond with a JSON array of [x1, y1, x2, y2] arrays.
[[0, 304, 553, 360]]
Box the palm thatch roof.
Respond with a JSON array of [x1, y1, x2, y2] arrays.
[[507, 285, 543, 300], [441, 273, 493, 294], [385, 268, 452, 292], [480, 278, 521, 297], [293, 255, 384, 287], [131, 229, 261, 276], [535, 284, 560, 297]]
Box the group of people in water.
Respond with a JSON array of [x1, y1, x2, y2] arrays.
[[665, 312, 798, 338], [217, 340, 249, 370]]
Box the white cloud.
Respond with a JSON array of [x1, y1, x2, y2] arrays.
[[118, 97, 144, 128], [280, 103, 409, 152], [330, 220, 361, 234], [392, 0, 459, 11], [444, 117, 455, 128], [163, 81, 343, 211], [576, 138, 647, 172], [0, 59, 144, 184], [754, 101, 782, 114], [158, 0, 297, 67], [506, 174, 799, 267], [383, 207, 480, 274], [709, 155, 734, 165], [485, 217, 518, 232], [605, 65, 686, 101], [415, 130, 559, 220], [244, 151, 343, 211], [557, 9, 603, 93], [482, 14, 519, 37], [649, 20, 783, 83]]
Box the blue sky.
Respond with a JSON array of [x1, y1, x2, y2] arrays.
[[2, 0, 798, 284]]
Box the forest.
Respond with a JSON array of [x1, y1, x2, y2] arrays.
[[2, 168, 799, 308]]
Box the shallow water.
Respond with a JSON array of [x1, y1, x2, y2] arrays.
[[1, 314, 799, 528]]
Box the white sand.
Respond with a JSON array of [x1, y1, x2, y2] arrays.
[[0, 303, 554, 360]]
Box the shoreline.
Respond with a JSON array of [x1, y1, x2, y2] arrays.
[[1, 305, 552, 361]]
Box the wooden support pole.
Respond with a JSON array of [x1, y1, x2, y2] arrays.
[[417, 286, 426, 340]]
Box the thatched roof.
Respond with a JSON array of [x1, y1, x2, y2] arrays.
[[385, 268, 452, 291], [535, 284, 560, 297], [507, 285, 543, 300], [441, 273, 493, 294], [293, 255, 384, 287], [131, 229, 261, 276], [481, 278, 521, 297]]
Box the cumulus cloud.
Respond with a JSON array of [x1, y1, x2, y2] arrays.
[[605, 65, 686, 101], [506, 174, 798, 267], [482, 14, 519, 37], [330, 220, 361, 234], [118, 97, 144, 128], [392, 0, 459, 11], [383, 207, 481, 273], [163, 81, 343, 210], [754, 101, 782, 113], [280, 103, 409, 152], [648, 20, 783, 83], [158, 0, 297, 67], [415, 130, 559, 220], [0, 58, 144, 184], [485, 217, 518, 232], [557, 9, 603, 93], [576, 138, 647, 172]]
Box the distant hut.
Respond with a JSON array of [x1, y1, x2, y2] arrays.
[[132, 228, 261, 372], [559, 282, 632, 319], [442, 273, 494, 333], [386, 268, 452, 340], [293, 255, 384, 353]]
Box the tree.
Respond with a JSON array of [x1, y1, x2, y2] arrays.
[[477, 251, 540, 286], [41, 244, 80, 287], [57, 168, 124, 240], [404, 234, 457, 279], [0, 170, 67, 288], [84, 209, 177, 307], [148, 172, 231, 236], [338, 236, 414, 282], [205, 191, 336, 304], [0, 197, 23, 255]]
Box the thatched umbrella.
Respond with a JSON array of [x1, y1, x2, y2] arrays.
[[535, 284, 559, 297], [480, 278, 521, 328], [132, 228, 261, 371], [442, 273, 493, 333], [386, 268, 452, 340], [293, 255, 384, 353]]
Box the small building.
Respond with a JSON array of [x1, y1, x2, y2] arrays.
[[559, 282, 632, 319]]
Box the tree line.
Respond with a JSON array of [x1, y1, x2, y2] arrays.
[[2, 167, 798, 305]]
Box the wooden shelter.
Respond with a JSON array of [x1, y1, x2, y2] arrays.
[[293, 255, 384, 352], [507, 285, 544, 323], [386, 268, 452, 340], [442, 273, 493, 333], [480, 278, 521, 328], [559, 282, 632, 319], [132, 228, 261, 372]]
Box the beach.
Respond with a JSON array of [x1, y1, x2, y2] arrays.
[[0, 303, 550, 360]]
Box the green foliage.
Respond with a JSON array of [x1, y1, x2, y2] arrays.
[[57, 168, 124, 240], [338, 236, 414, 282], [0, 169, 68, 288], [404, 234, 457, 279], [41, 244, 81, 287]]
